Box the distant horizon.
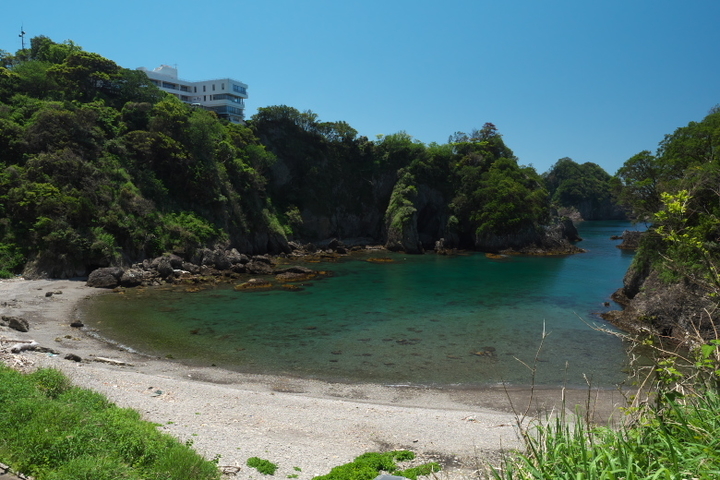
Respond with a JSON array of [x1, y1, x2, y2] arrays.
[[4, 1, 718, 176]]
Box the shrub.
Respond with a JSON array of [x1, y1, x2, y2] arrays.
[[247, 457, 278, 475], [313, 450, 440, 480], [0, 364, 220, 480]]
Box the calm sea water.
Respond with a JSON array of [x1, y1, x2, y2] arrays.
[[79, 221, 640, 388]]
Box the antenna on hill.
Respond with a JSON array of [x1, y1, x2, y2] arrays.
[[19, 25, 26, 50]]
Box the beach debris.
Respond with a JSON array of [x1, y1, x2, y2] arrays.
[[1, 315, 29, 332], [93, 356, 134, 367], [64, 353, 82, 362], [10, 341, 36, 353]]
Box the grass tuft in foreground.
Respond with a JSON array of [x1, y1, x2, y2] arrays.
[[0, 365, 220, 480], [247, 456, 279, 475], [312, 450, 441, 480]]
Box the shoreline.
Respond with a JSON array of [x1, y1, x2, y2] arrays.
[[0, 278, 629, 479]]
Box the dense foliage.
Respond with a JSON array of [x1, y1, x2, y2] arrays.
[[0, 365, 220, 480], [0, 36, 618, 277], [543, 157, 624, 220], [0, 37, 282, 277], [617, 107, 720, 284]]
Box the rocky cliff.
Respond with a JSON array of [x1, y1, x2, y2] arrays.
[[604, 254, 720, 344]]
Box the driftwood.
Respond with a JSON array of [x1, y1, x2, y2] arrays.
[[10, 341, 39, 353], [92, 357, 134, 367]]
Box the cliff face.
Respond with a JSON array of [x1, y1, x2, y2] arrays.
[[385, 184, 449, 254], [604, 263, 720, 343]]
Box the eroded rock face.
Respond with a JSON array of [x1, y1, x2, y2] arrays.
[[604, 270, 719, 342], [474, 218, 584, 255], [86, 267, 124, 288]]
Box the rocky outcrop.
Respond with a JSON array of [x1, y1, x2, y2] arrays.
[[603, 269, 719, 343], [385, 185, 452, 254], [86, 267, 124, 288], [614, 230, 644, 250], [475, 218, 584, 255], [22, 252, 88, 280]]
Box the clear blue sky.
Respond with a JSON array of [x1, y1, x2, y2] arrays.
[[3, 1, 718, 175]]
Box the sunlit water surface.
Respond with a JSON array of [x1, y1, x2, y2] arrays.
[[80, 221, 640, 388]]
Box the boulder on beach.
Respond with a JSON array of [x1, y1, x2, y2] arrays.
[[1, 315, 30, 332], [86, 267, 124, 288]]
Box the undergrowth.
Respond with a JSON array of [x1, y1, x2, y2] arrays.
[[247, 456, 279, 475], [312, 450, 441, 480], [0, 365, 220, 480], [490, 318, 720, 479]]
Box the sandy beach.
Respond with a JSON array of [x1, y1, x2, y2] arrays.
[[0, 278, 629, 479]]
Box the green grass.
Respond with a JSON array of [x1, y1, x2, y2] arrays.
[[492, 392, 720, 480], [247, 456, 279, 475], [312, 450, 441, 480], [0, 364, 220, 480]]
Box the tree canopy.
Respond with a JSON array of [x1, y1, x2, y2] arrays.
[[0, 35, 606, 277]]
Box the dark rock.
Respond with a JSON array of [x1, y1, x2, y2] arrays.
[[181, 262, 200, 274], [2, 315, 29, 332], [86, 267, 124, 288], [152, 256, 174, 279], [64, 353, 82, 362], [201, 249, 232, 270], [234, 278, 273, 291], [616, 230, 644, 250], [226, 248, 247, 265], [119, 268, 145, 287], [273, 266, 314, 275], [335, 246, 348, 254], [251, 255, 273, 265], [45, 291, 54, 297], [230, 263, 247, 274], [246, 261, 273, 275], [70, 321, 84, 328]]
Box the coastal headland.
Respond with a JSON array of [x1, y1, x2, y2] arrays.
[[0, 277, 628, 479]]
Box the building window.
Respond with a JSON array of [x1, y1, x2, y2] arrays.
[[233, 84, 247, 95], [212, 84, 216, 91], [222, 83, 225, 90], [194, 86, 197, 93], [203, 85, 206, 92]]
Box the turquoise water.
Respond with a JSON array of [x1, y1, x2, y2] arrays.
[[80, 221, 639, 388]]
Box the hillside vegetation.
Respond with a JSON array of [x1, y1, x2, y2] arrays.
[[606, 106, 720, 342], [0, 36, 619, 278]]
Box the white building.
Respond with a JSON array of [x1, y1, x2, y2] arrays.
[[138, 65, 248, 124]]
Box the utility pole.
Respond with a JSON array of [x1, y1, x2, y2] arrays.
[[19, 26, 26, 50]]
